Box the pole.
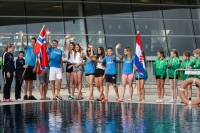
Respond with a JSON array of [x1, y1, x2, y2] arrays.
[[137, 70, 141, 102], [20, 52, 34, 83]]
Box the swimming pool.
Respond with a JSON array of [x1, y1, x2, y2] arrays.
[[0, 101, 200, 133]]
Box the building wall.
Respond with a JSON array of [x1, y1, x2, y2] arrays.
[[0, 0, 200, 58]]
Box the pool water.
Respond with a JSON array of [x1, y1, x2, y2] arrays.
[[0, 101, 200, 133]]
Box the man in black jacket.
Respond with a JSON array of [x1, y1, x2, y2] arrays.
[[15, 51, 25, 101]]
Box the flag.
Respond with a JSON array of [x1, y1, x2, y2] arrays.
[[33, 25, 48, 75], [135, 32, 146, 79]]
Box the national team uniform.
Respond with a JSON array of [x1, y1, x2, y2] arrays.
[[24, 45, 37, 80], [2, 52, 15, 100], [15, 57, 25, 100], [85, 57, 95, 76], [103, 55, 117, 84], [120, 56, 135, 79], [48, 46, 63, 80]]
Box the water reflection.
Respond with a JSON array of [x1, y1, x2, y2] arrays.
[[1, 101, 200, 133]]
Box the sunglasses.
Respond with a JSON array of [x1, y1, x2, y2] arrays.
[[87, 50, 91, 52]]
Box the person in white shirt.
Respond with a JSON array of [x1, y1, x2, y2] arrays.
[[63, 34, 75, 100], [72, 44, 85, 100]]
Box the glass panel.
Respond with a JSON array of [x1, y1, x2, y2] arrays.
[[191, 7, 200, 19], [88, 35, 106, 51], [0, 35, 27, 57], [132, 5, 162, 18], [101, 3, 132, 18], [190, 0, 200, 5], [84, 3, 101, 17], [192, 21, 200, 35], [140, 36, 168, 56], [134, 20, 165, 36], [63, 3, 83, 17], [162, 6, 191, 19], [86, 19, 104, 34], [100, 0, 130, 3], [164, 20, 193, 35], [26, 2, 63, 16], [161, 0, 189, 5], [0, 1, 24, 16], [131, 0, 160, 3], [27, 18, 64, 34], [103, 19, 134, 35], [105, 36, 135, 54], [65, 18, 86, 34], [195, 37, 200, 49], [0, 18, 26, 34], [167, 37, 195, 54]]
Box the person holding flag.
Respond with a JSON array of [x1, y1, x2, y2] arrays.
[[33, 26, 50, 100], [115, 43, 135, 102], [46, 29, 64, 100], [134, 32, 147, 102], [19, 31, 37, 100]]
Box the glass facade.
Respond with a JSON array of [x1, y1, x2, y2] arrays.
[[0, 0, 200, 57]]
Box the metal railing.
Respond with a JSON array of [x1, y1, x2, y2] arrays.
[[0, 59, 161, 91]]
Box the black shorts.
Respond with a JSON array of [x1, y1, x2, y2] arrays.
[[24, 66, 36, 80], [105, 74, 116, 84], [66, 63, 73, 73], [169, 77, 178, 79], [135, 78, 145, 80], [94, 69, 105, 77], [85, 73, 95, 76]]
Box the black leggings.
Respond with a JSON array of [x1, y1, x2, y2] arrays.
[[15, 79, 23, 99], [3, 72, 13, 99]]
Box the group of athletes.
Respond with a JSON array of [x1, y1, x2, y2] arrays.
[[0, 28, 199, 103]]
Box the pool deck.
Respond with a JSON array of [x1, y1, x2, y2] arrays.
[[0, 86, 186, 106]]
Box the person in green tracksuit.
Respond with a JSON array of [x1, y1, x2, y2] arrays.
[[188, 49, 200, 98], [180, 51, 192, 101], [153, 50, 167, 103], [167, 49, 180, 103]]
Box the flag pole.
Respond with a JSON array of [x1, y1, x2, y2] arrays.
[[137, 70, 141, 102], [20, 52, 33, 83]]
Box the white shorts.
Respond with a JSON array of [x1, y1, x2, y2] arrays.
[[49, 67, 62, 80]]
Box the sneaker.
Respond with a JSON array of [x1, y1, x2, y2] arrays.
[[3, 99, 9, 102], [160, 98, 164, 103], [24, 95, 29, 100], [102, 98, 108, 102], [8, 99, 13, 102], [29, 95, 37, 100], [169, 98, 174, 103], [68, 95, 74, 100], [17, 98, 23, 102], [156, 99, 160, 103]]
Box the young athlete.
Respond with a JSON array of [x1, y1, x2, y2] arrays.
[[72, 44, 86, 100], [115, 43, 134, 102], [15, 51, 25, 101], [46, 29, 64, 100], [180, 51, 192, 101], [167, 49, 180, 103], [63, 34, 75, 100], [188, 49, 200, 98], [85, 44, 95, 100], [94, 47, 105, 101], [19, 31, 37, 100], [135, 51, 147, 102], [2, 43, 15, 102], [94, 47, 119, 102], [153, 50, 167, 103]]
